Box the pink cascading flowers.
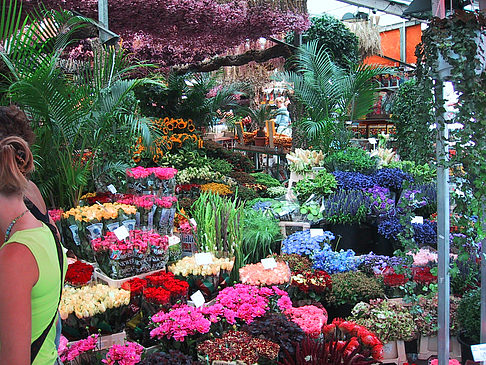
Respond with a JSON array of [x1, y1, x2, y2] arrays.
[[101, 342, 144, 365]]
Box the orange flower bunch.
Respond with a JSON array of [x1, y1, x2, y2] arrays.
[[274, 135, 292, 150], [131, 118, 202, 163], [63, 202, 137, 222], [200, 183, 232, 196]]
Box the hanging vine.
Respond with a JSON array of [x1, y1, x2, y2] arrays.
[[415, 10, 485, 249]]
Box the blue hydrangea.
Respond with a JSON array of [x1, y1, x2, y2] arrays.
[[312, 247, 361, 274], [281, 230, 335, 256]]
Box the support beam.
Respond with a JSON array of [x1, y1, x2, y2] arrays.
[[336, 0, 410, 17], [98, 0, 109, 43]]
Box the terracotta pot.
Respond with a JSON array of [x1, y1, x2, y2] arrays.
[[254, 136, 266, 146]]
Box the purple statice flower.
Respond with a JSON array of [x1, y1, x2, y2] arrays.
[[332, 171, 376, 191], [373, 168, 413, 191]]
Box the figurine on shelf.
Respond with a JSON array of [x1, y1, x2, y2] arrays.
[[275, 97, 291, 137]]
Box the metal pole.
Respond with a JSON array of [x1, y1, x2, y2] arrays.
[[432, 2, 449, 365], [98, 0, 109, 43]]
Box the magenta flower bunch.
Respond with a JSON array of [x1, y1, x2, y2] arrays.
[[118, 195, 177, 209], [213, 284, 292, 323], [58, 334, 99, 363], [91, 230, 168, 253], [101, 342, 144, 365], [150, 305, 212, 341], [126, 167, 178, 180]]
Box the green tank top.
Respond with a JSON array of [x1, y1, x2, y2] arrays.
[[4, 224, 67, 365]]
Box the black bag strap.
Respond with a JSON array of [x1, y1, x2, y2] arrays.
[[31, 221, 64, 363]]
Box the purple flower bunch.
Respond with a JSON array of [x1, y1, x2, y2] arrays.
[[372, 168, 413, 191], [377, 217, 403, 240], [321, 189, 370, 224], [398, 188, 428, 212], [367, 186, 396, 218], [358, 253, 406, 275], [412, 220, 437, 247], [332, 171, 376, 191]]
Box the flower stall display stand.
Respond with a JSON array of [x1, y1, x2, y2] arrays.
[[382, 340, 407, 365], [417, 336, 461, 361], [94, 268, 164, 288], [278, 221, 310, 238]]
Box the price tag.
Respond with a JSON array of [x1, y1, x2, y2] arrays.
[[368, 138, 377, 145], [190, 290, 205, 308], [195, 252, 213, 265], [107, 184, 117, 194], [411, 216, 424, 224], [189, 218, 197, 228], [113, 225, 130, 241], [261, 257, 277, 270], [168, 235, 181, 247], [471, 344, 486, 362], [310, 228, 324, 237]]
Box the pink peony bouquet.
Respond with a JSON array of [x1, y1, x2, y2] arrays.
[[285, 305, 328, 338], [239, 261, 291, 286]]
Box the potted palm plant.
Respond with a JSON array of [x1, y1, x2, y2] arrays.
[[246, 105, 276, 146]]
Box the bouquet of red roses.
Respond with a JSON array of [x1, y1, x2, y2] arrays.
[[65, 261, 94, 287]]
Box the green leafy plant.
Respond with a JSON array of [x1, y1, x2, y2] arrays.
[[251, 172, 281, 188], [457, 288, 480, 344], [350, 299, 418, 342], [287, 14, 360, 70], [388, 160, 436, 184], [293, 169, 337, 202], [298, 201, 323, 223], [325, 271, 385, 307], [240, 209, 282, 265], [209, 158, 234, 175], [324, 147, 378, 174], [391, 79, 434, 165]]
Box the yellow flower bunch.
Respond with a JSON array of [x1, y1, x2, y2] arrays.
[[131, 118, 201, 163], [80, 192, 97, 200], [168, 255, 234, 277], [63, 203, 137, 222], [59, 284, 130, 319], [200, 183, 232, 196]]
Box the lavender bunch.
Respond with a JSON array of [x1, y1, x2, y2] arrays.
[[321, 189, 370, 225]]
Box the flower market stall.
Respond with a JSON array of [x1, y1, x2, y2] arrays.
[[0, 0, 485, 364]]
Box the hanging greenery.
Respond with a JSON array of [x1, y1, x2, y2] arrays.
[[415, 10, 486, 231]]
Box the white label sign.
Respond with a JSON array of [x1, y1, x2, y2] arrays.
[[168, 235, 181, 247], [471, 344, 486, 362], [113, 225, 130, 241], [195, 252, 213, 265], [310, 228, 324, 237], [190, 290, 205, 308], [411, 216, 424, 224], [107, 184, 117, 194], [368, 138, 377, 145], [261, 257, 277, 270]]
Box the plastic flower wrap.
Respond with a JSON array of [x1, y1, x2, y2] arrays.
[[239, 261, 291, 286], [126, 166, 178, 195], [61, 202, 137, 262], [285, 305, 328, 338], [65, 261, 94, 287], [92, 230, 169, 279], [197, 330, 279, 363], [60, 284, 130, 340], [286, 149, 324, 174]]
